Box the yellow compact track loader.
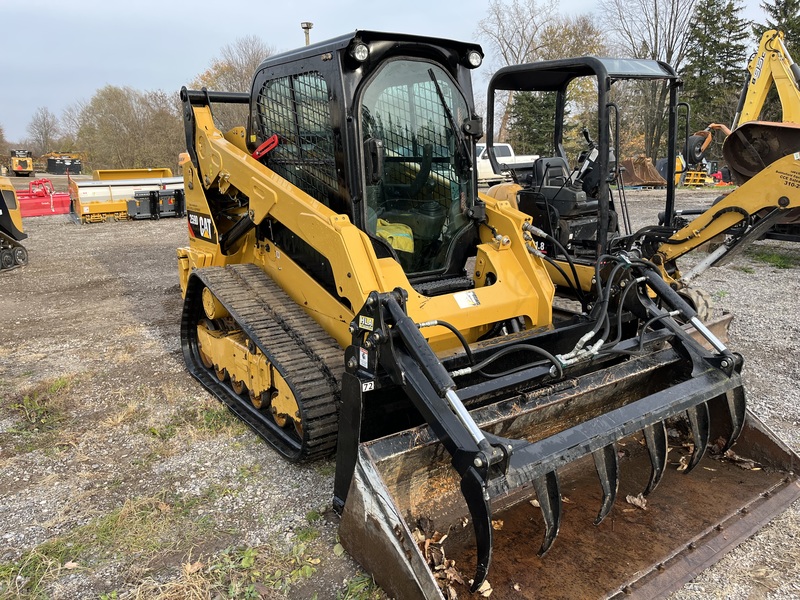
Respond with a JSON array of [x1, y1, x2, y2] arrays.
[[9, 149, 34, 177], [177, 32, 799, 599], [0, 177, 29, 270]]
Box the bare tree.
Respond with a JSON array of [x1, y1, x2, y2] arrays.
[[26, 107, 60, 156], [0, 124, 8, 159], [475, 0, 559, 140], [191, 35, 275, 132], [76, 85, 184, 171], [599, 0, 699, 160], [60, 101, 87, 142]]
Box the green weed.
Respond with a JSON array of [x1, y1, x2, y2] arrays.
[[295, 527, 320, 543], [306, 509, 323, 523], [747, 248, 797, 269], [338, 572, 384, 600], [7, 375, 73, 430]]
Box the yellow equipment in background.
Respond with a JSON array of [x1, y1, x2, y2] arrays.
[[70, 169, 183, 224], [681, 29, 800, 241], [10, 150, 34, 177], [91, 168, 173, 180]]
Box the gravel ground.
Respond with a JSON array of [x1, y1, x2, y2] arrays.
[[0, 184, 798, 599]]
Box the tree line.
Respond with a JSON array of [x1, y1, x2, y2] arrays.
[[483, 0, 798, 164], [1, 36, 273, 173], [2, 1, 798, 172]]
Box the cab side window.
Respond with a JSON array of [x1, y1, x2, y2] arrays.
[[256, 72, 338, 206]]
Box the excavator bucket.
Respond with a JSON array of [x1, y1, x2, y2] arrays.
[[724, 121, 800, 184], [336, 288, 800, 599]]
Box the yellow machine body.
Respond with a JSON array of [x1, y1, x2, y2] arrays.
[[176, 32, 800, 599]]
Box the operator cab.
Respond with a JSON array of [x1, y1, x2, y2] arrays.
[[485, 57, 680, 259], [247, 31, 485, 296]]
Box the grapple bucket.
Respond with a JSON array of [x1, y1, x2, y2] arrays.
[[336, 288, 800, 599], [341, 408, 799, 599]]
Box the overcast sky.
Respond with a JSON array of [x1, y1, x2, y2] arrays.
[[2, 0, 768, 143]]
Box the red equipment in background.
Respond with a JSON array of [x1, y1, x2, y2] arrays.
[[17, 179, 71, 217]]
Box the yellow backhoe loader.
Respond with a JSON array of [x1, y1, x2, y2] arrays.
[[682, 29, 800, 243], [177, 32, 799, 599], [0, 177, 29, 270]]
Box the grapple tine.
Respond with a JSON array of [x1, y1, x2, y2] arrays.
[[685, 402, 711, 472], [721, 386, 747, 452], [592, 444, 619, 525], [533, 471, 562, 555], [461, 466, 493, 593], [643, 421, 668, 495]]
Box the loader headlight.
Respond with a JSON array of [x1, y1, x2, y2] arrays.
[[466, 50, 482, 68], [351, 42, 370, 62]]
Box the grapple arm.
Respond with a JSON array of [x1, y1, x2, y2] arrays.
[[337, 272, 748, 592]]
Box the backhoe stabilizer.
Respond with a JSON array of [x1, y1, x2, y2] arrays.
[[336, 290, 800, 599]]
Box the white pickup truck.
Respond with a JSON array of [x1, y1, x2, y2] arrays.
[[475, 143, 539, 185]]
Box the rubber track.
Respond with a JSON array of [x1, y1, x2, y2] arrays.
[[182, 263, 344, 462], [0, 231, 25, 272]]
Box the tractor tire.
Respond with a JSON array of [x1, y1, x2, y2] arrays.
[[678, 287, 713, 322]]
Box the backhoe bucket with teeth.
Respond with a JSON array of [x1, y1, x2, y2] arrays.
[[335, 288, 800, 600]]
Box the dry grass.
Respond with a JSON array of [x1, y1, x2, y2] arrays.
[[101, 401, 147, 428], [0, 494, 221, 598]]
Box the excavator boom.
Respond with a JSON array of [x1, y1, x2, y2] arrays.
[[735, 29, 800, 127]]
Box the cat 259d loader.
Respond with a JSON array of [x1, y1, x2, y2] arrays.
[[177, 31, 799, 599]]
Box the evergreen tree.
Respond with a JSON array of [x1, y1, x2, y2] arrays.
[[754, 0, 800, 55], [506, 92, 559, 157], [681, 0, 750, 159]]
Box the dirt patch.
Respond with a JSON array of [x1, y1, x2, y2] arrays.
[[1, 183, 798, 599]]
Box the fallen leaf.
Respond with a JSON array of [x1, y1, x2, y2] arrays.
[[491, 520, 503, 530], [513, 583, 521, 591], [530, 499, 540, 508], [254, 582, 272, 595], [183, 561, 203, 575], [477, 579, 493, 597], [444, 582, 459, 600], [677, 455, 690, 472], [445, 565, 465, 585], [63, 561, 80, 570], [723, 449, 762, 470], [429, 545, 445, 567], [625, 493, 647, 510], [561, 496, 573, 504], [333, 543, 345, 557], [461, 517, 469, 528]]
